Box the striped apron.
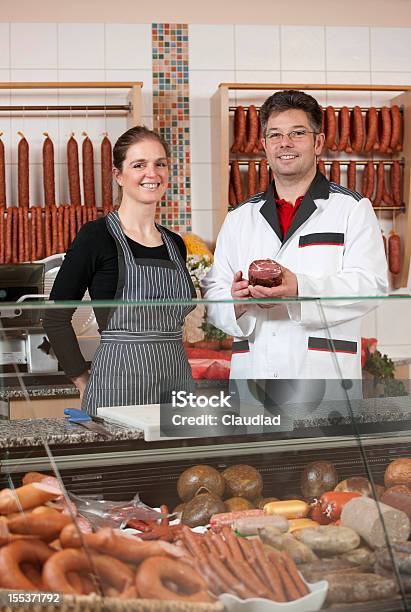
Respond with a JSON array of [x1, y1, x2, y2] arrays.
[[82, 211, 196, 414]]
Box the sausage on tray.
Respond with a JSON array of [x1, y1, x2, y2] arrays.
[[67, 134, 81, 206], [325, 573, 398, 605], [388, 230, 401, 275], [82, 134, 96, 207], [231, 106, 246, 153], [101, 134, 113, 212], [18, 132, 29, 208], [0, 133, 5, 207], [42, 133, 56, 206]]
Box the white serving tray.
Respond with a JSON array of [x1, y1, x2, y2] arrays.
[[97, 404, 187, 441]]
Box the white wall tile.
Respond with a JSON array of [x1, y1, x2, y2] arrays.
[[371, 27, 411, 72], [280, 26, 325, 71], [190, 117, 211, 163], [0, 120, 12, 164], [57, 71, 107, 106], [235, 26, 280, 71], [11, 23, 57, 70], [376, 300, 411, 347], [279, 73, 327, 106], [189, 25, 234, 70], [10, 70, 59, 105], [370, 72, 411, 106], [106, 69, 152, 116], [191, 163, 212, 210], [105, 24, 151, 70], [191, 209, 214, 244], [11, 116, 59, 165], [58, 23, 104, 70], [326, 27, 370, 72], [234, 71, 281, 106], [326, 72, 371, 106], [0, 24, 10, 69], [190, 70, 234, 116]]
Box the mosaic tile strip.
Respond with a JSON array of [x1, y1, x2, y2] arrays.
[[152, 23, 191, 232]]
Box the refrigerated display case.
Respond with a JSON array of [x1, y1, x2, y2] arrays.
[[0, 296, 410, 610]]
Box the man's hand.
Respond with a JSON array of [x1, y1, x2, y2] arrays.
[[248, 264, 298, 302], [231, 271, 250, 318]]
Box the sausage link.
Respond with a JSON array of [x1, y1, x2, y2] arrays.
[[63, 205, 70, 251], [388, 231, 401, 274], [44, 206, 51, 258], [87, 206, 94, 222], [257, 117, 264, 151], [351, 106, 364, 153], [228, 179, 236, 207], [347, 161, 356, 191], [82, 135, 96, 207], [91, 206, 98, 221], [51, 205, 58, 255], [325, 106, 338, 151], [101, 134, 113, 211], [17, 207, 24, 263], [0, 206, 4, 263], [11, 206, 18, 263], [75, 205, 82, 232], [364, 161, 375, 200], [378, 107, 392, 154], [23, 207, 29, 262], [231, 161, 243, 202], [317, 160, 326, 177], [247, 161, 257, 197], [337, 107, 350, 152], [258, 159, 269, 192], [374, 161, 384, 206], [30, 207, 37, 262], [391, 160, 402, 206], [330, 160, 341, 185], [231, 106, 246, 153], [67, 135, 81, 206], [69, 206, 76, 243], [36, 206, 43, 260], [81, 204, 88, 226], [390, 105, 401, 152], [244, 105, 259, 154], [5, 206, 12, 263], [42, 133, 55, 206], [18, 133, 29, 208], [364, 107, 378, 153], [0, 134, 5, 207], [57, 206, 64, 254]]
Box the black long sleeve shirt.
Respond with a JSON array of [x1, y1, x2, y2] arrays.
[[43, 218, 187, 378]]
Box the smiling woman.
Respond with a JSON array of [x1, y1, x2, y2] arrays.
[[44, 126, 197, 413]]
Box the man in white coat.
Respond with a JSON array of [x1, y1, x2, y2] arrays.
[[201, 90, 388, 406]]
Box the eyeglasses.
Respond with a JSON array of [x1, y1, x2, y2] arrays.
[[265, 129, 318, 142]]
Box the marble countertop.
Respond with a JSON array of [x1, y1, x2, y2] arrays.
[[0, 384, 79, 401], [0, 417, 144, 448]]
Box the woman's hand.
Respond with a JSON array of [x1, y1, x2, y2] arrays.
[[72, 370, 90, 403]]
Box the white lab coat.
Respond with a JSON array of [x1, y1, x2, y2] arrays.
[[201, 172, 388, 382]]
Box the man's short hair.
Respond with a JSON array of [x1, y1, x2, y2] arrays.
[[259, 89, 323, 136]]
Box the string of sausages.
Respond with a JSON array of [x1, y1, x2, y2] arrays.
[[230, 105, 403, 156], [0, 133, 115, 263]]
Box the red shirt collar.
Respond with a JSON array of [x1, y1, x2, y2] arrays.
[[275, 195, 304, 207]]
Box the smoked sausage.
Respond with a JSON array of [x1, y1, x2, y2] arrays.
[[244, 105, 259, 154], [364, 107, 378, 153], [44, 206, 51, 258], [57, 206, 64, 254], [18, 132, 29, 208], [247, 161, 257, 197], [390, 105, 401, 152], [101, 134, 113, 211], [23, 207, 29, 261], [11, 206, 18, 263], [259, 159, 269, 192], [63, 205, 70, 251], [0, 133, 5, 207], [347, 161, 356, 191], [391, 160, 402, 206], [317, 160, 326, 178], [0, 206, 4, 263], [231, 106, 246, 153], [231, 161, 243, 202], [330, 160, 340, 185], [67, 135, 81, 206], [82, 134, 96, 207], [388, 230, 401, 275], [17, 207, 24, 262], [362, 161, 375, 200], [378, 107, 392, 154], [325, 106, 338, 151], [36, 206, 43, 260], [351, 106, 364, 153], [337, 107, 350, 152], [5, 207, 12, 263], [69, 206, 76, 243], [51, 205, 58, 255], [30, 207, 37, 262], [42, 133, 55, 206], [373, 161, 384, 206]]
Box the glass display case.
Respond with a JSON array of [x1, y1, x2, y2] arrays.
[[0, 296, 409, 610]]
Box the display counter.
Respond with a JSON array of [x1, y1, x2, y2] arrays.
[[0, 296, 410, 610]]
